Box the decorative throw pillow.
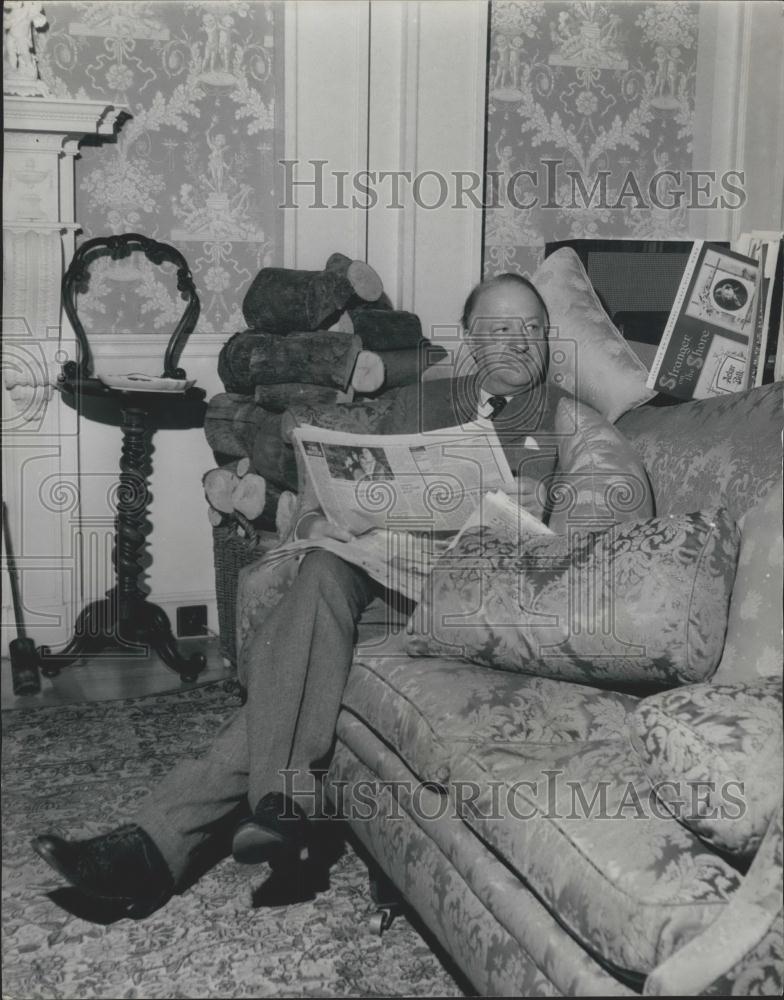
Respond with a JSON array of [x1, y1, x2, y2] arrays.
[[532, 249, 657, 423], [629, 679, 783, 859], [546, 396, 654, 534], [406, 508, 739, 688], [712, 480, 783, 684]]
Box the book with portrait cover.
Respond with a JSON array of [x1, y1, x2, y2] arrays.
[[646, 240, 760, 401]]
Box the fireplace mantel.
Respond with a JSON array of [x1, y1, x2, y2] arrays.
[[1, 95, 128, 656], [3, 94, 125, 135]]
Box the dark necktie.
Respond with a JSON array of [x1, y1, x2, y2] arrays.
[[486, 395, 508, 420]]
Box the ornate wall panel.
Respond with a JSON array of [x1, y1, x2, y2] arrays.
[[484, 0, 701, 277], [36, 1, 285, 333]]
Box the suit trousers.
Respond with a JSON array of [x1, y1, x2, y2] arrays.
[[135, 550, 375, 883]]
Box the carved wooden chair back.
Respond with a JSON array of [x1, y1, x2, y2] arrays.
[[61, 233, 200, 381]]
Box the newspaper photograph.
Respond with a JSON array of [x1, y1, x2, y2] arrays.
[[291, 422, 517, 535]]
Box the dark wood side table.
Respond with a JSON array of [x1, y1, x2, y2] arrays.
[[38, 375, 209, 682]]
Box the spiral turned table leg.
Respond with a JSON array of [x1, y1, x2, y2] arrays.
[[115, 407, 150, 610], [114, 405, 206, 681], [39, 404, 206, 682]]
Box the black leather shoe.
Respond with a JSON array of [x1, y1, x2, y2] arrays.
[[232, 792, 309, 864], [31, 824, 174, 919], [251, 854, 331, 907]]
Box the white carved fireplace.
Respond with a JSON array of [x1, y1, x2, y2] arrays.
[[2, 95, 126, 655]]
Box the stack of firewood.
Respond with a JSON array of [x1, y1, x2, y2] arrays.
[[203, 252, 447, 538]]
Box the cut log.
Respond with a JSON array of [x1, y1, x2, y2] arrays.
[[350, 349, 385, 393], [254, 383, 343, 412], [281, 393, 400, 444], [203, 467, 239, 514], [218, 329, 368, 393], [372, 342, 449, 389], [242, 252, 384, 334], [346, 309, 423, 351], [350, 289, 394, 312], [231, 472, 267, 520], [204, 398, 299, 491], [249, 427, 299, 492], [204, 394, 258, 457]]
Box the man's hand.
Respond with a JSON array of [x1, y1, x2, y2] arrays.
[[298, 513, 355, 543]]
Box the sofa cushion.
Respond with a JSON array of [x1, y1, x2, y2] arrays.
[[343, 645, 638, 786], [547, 395, 653, 534], [616, 382, 784, 521], [629, 679, 783, 860], [447, 737, 743, 975], [532, 249, 656, 423], [712, 480, 783, 684], [406, 508, 739, 688]]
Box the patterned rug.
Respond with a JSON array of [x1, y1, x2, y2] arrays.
[[2, 684, 467, 998]]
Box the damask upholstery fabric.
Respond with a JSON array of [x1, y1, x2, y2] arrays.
[[406, 508, 739, 687], [615, 382, 784, 523], [712, 480, 784, 685], [329, 718, 637, 997], [642, 808, 783, 996], [547, 395, 654, 534], [532, 249, 656, 422], [629, 679, 783, 859], [342, 647, 639, 786], [445, 735, 741, 975]]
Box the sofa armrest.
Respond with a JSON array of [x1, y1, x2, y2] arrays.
[[643, 804, 783, 995]]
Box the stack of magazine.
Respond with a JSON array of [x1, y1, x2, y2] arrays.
[[647, 232, 783, 401]]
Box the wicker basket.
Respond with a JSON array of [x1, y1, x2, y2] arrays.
[[212, 521, 278, 665]]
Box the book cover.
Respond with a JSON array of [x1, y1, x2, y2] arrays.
[[646, 241, 760, 400]]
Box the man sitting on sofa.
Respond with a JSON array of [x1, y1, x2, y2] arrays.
[[31, 273, 570, 919]]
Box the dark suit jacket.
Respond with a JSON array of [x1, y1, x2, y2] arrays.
[[379, 374, 566, 495], [296, 375, 568, 529]]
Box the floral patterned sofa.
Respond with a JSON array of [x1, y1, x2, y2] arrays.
[[320, 383, 783, 996]]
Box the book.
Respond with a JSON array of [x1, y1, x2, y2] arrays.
[[733, 231, 783, 387], [646, 240, 761, 400]]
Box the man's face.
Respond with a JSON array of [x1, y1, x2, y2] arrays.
[[467, 283, 548, 396]]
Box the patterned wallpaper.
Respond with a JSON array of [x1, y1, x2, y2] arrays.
[[484, 0, 700, 278], [36, 0, 284, 333]]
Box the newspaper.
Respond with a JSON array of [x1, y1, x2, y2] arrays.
[[253, 528, 451, 601], [646, 240, 761, 400], [250, 424, 539, 603], [256, 489, 552, 603], [447, 488, 554, 549], [290, 422, 516, 535]]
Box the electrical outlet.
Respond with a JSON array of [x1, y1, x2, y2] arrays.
[[176, 605, 208, 637]]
